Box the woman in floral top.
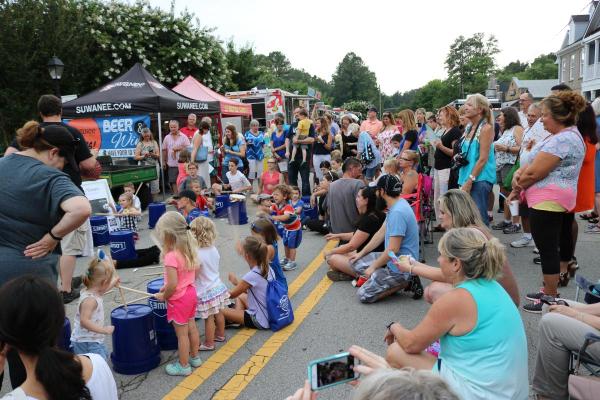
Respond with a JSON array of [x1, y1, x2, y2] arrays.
[[378, 112, 400, 160], [509, 91, 587, 313]]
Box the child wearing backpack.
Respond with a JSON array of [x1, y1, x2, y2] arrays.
[[221, 236, 274, 330], [250, 217, 287, 291]]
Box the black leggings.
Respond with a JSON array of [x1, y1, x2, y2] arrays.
[[115, 246, 160, 269], [529, 209, 574, 275], [0, 348, 26, 391]]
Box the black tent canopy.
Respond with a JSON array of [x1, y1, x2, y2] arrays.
[[62, 63, 219, 117]]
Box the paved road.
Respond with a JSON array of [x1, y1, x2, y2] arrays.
[[1, 201, 599, 399]]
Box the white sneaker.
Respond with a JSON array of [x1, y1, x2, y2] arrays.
[[533, 247, 539, 254], [511, 237, 534, 248]]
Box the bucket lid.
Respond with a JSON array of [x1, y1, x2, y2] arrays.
[[110, 230, 133, 237], [111, 304, 152, 319], [147, 277, 165, 293]]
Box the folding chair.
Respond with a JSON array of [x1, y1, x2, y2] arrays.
[[574, 275, 600, 304], [569, 333, 600, 399], [401, 174, 432, 263]]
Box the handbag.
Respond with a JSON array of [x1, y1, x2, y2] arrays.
[[187, 144, 208, 162], [502, 156, 520, 190]]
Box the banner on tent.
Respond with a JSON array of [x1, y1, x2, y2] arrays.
[[65, 115, 150, 158]]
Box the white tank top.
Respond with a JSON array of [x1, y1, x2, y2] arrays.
[[71, 290, 105, 343]]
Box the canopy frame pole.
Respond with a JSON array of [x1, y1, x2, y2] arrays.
[[157, 112, 166, 200]]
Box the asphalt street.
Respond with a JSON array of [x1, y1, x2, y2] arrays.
[[1, 199, 599, 400]]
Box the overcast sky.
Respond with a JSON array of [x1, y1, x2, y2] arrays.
[[149, 0, 590, 95]]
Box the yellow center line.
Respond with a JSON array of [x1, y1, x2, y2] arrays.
[[212, 276, 333, 400], [163, 240, 337, 400]]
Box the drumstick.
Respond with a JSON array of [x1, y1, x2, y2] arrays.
[[118, 286, 128, 311], [133, 265, 163, 272], [125, 294, 153, 305], [119, 285, 154, 297], [134, 183, 144, 197]]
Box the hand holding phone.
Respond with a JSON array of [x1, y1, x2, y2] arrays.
[[308, 352, 359, 391]]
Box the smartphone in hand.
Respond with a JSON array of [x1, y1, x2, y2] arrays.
[[308, 352, 359, 391]]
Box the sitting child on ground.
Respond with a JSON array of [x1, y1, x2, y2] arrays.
[[190, 217, 231, 351], [115, 192, 141, 239], [221, 236, 275, 330], [70, 250, 119, 360], [288, 118, 311, 165], [123, 182, 141, 212]]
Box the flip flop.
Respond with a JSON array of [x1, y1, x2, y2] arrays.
[[579, 212, 598, 220], [199, 344, 215, 351], [215, 336, 226, 342]]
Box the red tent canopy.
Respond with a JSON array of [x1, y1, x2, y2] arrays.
[[173, 76, 252, 117]]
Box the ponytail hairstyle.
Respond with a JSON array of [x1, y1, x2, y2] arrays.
[[155, 211, 198, 271], [242, 236, 269, 278], [0, 275, 91, 400], [437, 227, 505, 281], [190, 216, 217, 248], [82, 251, 115, 289], [251, 217, 280, 243], [16, 120, 55, 152]]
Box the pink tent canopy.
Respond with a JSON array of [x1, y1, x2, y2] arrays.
[[173, 76, 252, 117]]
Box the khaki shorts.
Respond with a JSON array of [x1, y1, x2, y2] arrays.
[[61, 220, 93, 256]]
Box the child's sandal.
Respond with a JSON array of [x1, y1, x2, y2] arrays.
[[215, 335, 226, 342], [199, 344, 215, 351]]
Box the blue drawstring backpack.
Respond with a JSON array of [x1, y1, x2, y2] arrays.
[[251, 269, 294, 331]]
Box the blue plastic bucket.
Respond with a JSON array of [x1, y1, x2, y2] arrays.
[[109, 230, 137, 261], [228, 198, 248, 225], [148, 203, 166, 229], [301, 196, 318, 220], [110, 304, 160, 375], [147, 278, 178, 350], [58, 317, 72, 352], [214, 194, 230, 218], [90, 216, 110, 246]]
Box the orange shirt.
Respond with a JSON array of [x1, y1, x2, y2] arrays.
[[360, 119, 383, 140], [574, 139, 596, 212]]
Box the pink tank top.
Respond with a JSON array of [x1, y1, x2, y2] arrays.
[[261, 171, 281, 195]]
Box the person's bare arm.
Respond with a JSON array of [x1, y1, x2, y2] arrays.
[[364, 235, 402, 276], [80, 297, 114, 334], [25, 196, 91, 259], [327, 230, 370, 255], [517, 152, 561, 190], [229, 280, 252, 298], [349, 223, 386, 262], [401, 171, 418, 194], [4, 146, 18, 156]]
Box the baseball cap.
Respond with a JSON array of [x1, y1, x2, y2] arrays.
[[41, 125, 80, 172], [368, 106, 378, 113], [376, 174, 402, 196], [173, 190, 196, 203]]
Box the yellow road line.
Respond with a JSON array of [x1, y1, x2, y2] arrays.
[[212, 276, 333, 399], [163, 240, 337, 400]]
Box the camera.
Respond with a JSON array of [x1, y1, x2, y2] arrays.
[[451, 153, 469, 171]]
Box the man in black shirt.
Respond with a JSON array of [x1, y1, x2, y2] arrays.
[[286, 107, 315, 196], [6, 95, 98, 303]]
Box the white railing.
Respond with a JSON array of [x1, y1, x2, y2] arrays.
[[584, 64, 599, 81]]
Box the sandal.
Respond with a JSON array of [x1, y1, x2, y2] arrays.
[[568, 258, 579, 278], [199, 344, 215, 351], [558, 272, 570, 287], [215, 335, 226, 342], [579, 212, 598, 220]]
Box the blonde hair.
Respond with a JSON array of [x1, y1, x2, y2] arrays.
[[438, 189, 486, 230], [437, 227, 505, 281], [466, 94, 493, 125], [242, 236, 269, 278], [352, 368, 459, 400], [190, 216, 217, 248], [330, 149, 342, 160], [119, 192, 133, 207], [348, 122, 360, 135], [383, 158, 399, 173], [155, 211, 198, 271], [396, 109, 417, 131], [82, 258, 115, 289], [401, 150, 420, 166]]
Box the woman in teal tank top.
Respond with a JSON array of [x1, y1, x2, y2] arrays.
[[384, 227, 528, 400]]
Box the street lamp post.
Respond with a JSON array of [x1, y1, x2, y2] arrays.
[[47, 56, 64, 98]]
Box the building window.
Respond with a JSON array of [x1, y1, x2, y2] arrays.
[[570, 54, 575, 80], [581, 49, 585, 77], [589, 42, 596, 65]]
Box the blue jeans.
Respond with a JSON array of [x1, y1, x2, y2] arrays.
[[470, 180, 493, 226], [288, 159, 311, 196], [72, 341, 110, 361]]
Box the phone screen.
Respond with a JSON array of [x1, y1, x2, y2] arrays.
[[310, 353, 358, 390]]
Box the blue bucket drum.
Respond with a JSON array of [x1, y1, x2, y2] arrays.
[[147, 278, 178, 350], [301, 196, 318, 220], [110, 304, 160, 375], [109, 230, 137, 261], [228, 194, 248, 225], [90, 216, 110, 246], [214, 194, 230, 218], [148, 203, 166, 229]]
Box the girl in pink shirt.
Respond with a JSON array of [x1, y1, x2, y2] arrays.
[[154, 211, 201, 376]]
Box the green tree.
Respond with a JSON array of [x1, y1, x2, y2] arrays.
[[412, 79, 456, 111], [225, 41, 259, 91], [445, 33, 499, 98], [331, 52, 378, 105], [496, 60, 529, 82], [519, 53, 558, 79]]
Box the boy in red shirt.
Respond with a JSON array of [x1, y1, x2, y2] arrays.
[[270, 184, 302, 271]]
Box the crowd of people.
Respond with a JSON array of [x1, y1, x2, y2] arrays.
[[1, 86, 600, 400]]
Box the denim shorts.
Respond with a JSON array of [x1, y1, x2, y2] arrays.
[[470, 180, 493, 226], [72, 341, 109, 361], [363, 166, 377, 179]]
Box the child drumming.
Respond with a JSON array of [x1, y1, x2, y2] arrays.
[[270, 184, 302, 271], [221, 236, 274, 330], [154, 211, 201, 376], [288, 118, 311, 165], [250, 217, 287, 290], [123, 182, 141, 212], [190, 217, 231, 351], [70, 250, 119, 361], [116, 192, 141, 239]]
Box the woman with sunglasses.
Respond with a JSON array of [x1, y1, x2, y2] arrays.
[[397, 150, 419, 195]]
